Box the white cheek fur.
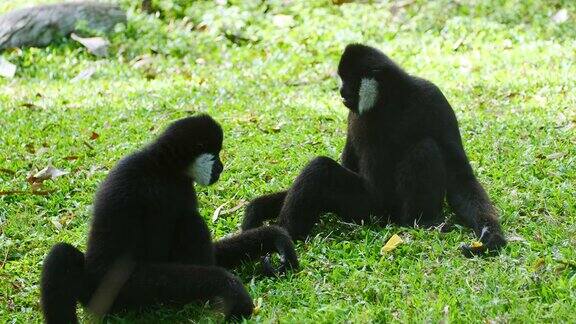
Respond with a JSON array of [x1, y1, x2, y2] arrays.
[[358, 78, 379, 115], [191, 153, 214, 186]]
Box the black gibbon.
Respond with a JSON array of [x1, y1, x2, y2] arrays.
[[242, 44, 506, 257], [41, 115, 298, 323]]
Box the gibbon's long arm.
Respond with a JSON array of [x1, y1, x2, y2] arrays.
[[214, 225, 298, 271], [441, 137, 506, 255]]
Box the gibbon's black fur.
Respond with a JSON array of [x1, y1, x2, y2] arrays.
[[242, 44, 506, 257], [40, 115, 298, 323]]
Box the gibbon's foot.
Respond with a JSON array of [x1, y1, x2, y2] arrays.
[[461, 230, 506, 257], [261, 253, 293, 277]]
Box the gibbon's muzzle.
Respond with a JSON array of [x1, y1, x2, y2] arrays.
[[210, 159, 224, 185]]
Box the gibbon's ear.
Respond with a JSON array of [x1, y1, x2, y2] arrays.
[[358, 77, 379, 115]]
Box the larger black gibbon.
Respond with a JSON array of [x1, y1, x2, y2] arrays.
[[40, 115, 298, 323], [242, 44, 506, 257]]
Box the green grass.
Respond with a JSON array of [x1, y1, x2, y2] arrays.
[[1, 0, 575, 322]]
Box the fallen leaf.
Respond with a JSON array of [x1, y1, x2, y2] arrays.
[[83, 140, 95, 150], [71, 66, 97, 82], [131, 55, 154, 69], [90, 131, 100, 140], [452, 36, 465, 51], [546, 152, 566, 160], [0, 56, 17, 79], [195, 22, 209, 32], [381, 234, 404, 254], [471, 241, 483, 248], [551, 9, 569, 24], [532, 257, 545, 271], [51, 218, 63, 231], [221, 200, 248, 216], [507, 235, 526, 243], [212, 201, 229, 223], [35, 147, 49, 157], [253, 297, 263, 315], [27, 165, 69, 184], [71, 33, 110, 57], [272, 122, 285, 133]]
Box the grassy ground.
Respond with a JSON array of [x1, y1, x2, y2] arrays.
[[1, 0, 575, 322]]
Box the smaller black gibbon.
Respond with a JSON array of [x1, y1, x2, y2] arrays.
[[41, 115, 298, 323]]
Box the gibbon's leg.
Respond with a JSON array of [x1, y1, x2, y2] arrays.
[[41, 243, 85, 324], [214, 225, 298, 274], [278, 156, 373, 240], [395, 138, 447, 227], [108, 264, 253, 320], [242, 191, 287, 231]]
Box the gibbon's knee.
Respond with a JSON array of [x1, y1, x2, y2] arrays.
[[295, 156, 347, 189], [280, 156, 372, 238], [242, 191, 287, 231]]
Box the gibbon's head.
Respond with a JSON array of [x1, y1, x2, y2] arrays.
[[157, 115, 224, 186], [337, 43, 406, 115]]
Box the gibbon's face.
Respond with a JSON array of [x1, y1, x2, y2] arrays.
[[338, 44, 381, 115], [159, 115, 224, 186], [190, 152, 223, 186], [339, 75, 379, 116]]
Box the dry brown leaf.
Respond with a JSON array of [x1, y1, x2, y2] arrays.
[[532, 257, 545, 271], [71, 33, 110, 57], [83, 140, 95, 150], [212, 200, 248, 222], [212, 201, 229, 223], [90, 131, 100, 140], [221, 200, 248, 216], [20, 102, 41, 109], [27, 165, 69, 185]]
